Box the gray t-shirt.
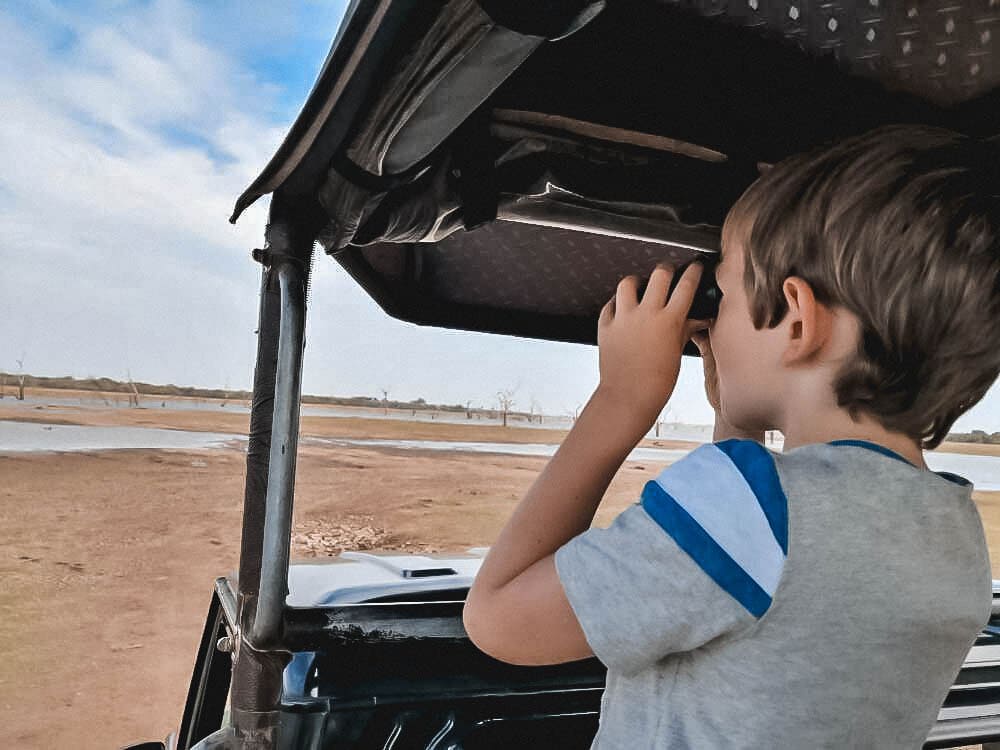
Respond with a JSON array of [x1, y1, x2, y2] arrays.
[[554, 439, 992, 749]]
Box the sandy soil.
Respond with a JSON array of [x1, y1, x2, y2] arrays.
[[0, 416, 665, 749], [1, 397, 997, 749]]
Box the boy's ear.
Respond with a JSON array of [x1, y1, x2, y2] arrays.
[[780, 276, 833, 366]]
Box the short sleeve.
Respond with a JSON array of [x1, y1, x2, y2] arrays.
[[553, 439, 789, 677]]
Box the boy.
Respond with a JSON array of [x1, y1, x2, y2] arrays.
[[462, 124, 999, 748]]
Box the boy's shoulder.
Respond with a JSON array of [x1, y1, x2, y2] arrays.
[[646, 439, 788, 549], [556, 438, 987, 676], [635, 437, 979, 622], [641, 439, 788, 619], [656, 437, 974, 494]]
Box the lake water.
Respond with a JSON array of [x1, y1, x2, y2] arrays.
[[0, 421, 241, 452], [4, 420, 1000, 491], [10, 394, 713, 440]]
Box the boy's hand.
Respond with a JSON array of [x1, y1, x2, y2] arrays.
[[597, 263, 708, 429]]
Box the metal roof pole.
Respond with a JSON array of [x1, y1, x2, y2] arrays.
[[251, 257, 306, 648], [228, 190, 316, 749]]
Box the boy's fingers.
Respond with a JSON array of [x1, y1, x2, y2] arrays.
[[665, 262, 704, 317], [641, 264, 673, 308], [599, 297, 614, 326], [616, 275, 641, 313]]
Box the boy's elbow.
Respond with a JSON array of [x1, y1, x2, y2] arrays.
[[462, 595, 494, 652], [463, 593, 516, 663]]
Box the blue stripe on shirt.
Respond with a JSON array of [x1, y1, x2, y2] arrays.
[[641, 479, 773, 618], [714, 439, 789, 555]]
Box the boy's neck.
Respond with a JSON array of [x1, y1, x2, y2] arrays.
[[779, 411, 927, 470]]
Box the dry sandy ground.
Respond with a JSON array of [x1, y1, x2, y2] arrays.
[[1, 394, 998, 749], [0, 400, 676, 750]]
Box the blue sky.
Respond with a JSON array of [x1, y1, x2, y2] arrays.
[[2, 0, 999, 431]]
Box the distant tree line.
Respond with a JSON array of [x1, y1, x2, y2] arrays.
[[946, 430, 1000, 445], [0, 372, 543, 421]]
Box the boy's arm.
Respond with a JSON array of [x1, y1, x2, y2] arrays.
[[463, 264, 707, 667], [463, 386, 649, 665]]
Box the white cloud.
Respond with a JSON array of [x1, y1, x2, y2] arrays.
[[0, 2, 281, 388], [0, 0, 623, 420]]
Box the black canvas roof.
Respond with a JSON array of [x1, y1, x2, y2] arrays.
[[233, 0, 999, 345]]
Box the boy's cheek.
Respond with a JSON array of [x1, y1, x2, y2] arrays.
[[716, 368, 731, 403], [711, 334, 730, 373], [714, 357, 743, 416]]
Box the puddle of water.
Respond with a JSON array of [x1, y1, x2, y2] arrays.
[[5, 419, 1000, 492], [0, 421, 242, 453], [925, 452, 1000, 491], [311, 437, 1000, 491], [310, 437, 696, 465]]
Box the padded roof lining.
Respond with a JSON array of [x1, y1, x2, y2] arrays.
[[362, 219, 712, 317], [654, 0, 998, 107]]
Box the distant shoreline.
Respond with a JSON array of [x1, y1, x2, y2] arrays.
[[3, 376, 996, 453], [0, 372, 524, 420], [0, 387, 700, 452]]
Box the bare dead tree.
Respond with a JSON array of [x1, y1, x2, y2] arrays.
[[564, 403, 583, 425], [15, 356, 25, 401], [497, 387, 516, 427], [654, 406, 673, 438], [529, 396, 543, 424], [126, 370, 141, 408]]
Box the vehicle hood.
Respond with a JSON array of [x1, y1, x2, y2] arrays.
[[231, 549, 488, 607]]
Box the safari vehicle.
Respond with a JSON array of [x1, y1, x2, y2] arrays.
[[124, 1, 1000, 748]]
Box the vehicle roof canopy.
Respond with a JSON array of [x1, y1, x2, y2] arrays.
[[233, 0, 999, 345]]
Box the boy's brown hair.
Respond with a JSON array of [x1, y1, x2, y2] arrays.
[[723, 125, 1000, 449]]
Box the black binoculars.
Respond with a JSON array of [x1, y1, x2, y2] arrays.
[[636, 258, 722, 320]]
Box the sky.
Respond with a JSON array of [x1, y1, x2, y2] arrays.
[[2, 0, 999, 432]]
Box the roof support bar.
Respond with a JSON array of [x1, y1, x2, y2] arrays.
[[225, 190, 317, 750], [252, 259, 306, 648]]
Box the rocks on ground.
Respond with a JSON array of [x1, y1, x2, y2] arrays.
[[291, 516, 442, 557]]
